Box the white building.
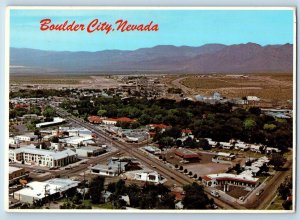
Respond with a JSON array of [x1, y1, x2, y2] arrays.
[[36, 117, 65, 128], [134, 171, 162, 183], [249, 144, 264, 153], [13, 178, 80, 204], [102, 119, 118, 125], [202, 173, 259, 190], [14, 134, 38, 142], [246, 96, 260, 102], [122, 130, 149, 143], [9, 145, 77, 168], [234, 142, 250, 151], [90, 164, 120, 176], [219, 142, 233, 150], [59, 135, 94, 148]]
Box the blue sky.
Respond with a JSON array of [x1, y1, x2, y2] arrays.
[[10, 9, 294, 51]]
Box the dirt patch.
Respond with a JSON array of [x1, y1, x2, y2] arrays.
[[178, 73, 293, 100]]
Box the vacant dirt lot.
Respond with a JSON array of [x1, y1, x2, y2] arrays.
[[178, 73, 293, 100], [163, 148, 231, 177], [10, 75, 120, 90]]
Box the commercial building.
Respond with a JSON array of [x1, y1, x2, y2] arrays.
[[59, 135, 95, 148], [76, 146, 106, 157], [143, 146, 161, 155], [14, 134, 38, 142], [202, 173, 259, 190], [9, 166, 27, 185], [174, 148, 199, 162], [87, 115, 103, 124], [133, 171, 162, 184], [102, 117, 136, 125], [9, 145, 77, 168], [90, 164, 120, 176], [122, 129, 149, 143], [90, 157, 129, 176], [36, 117, 65, 128], [13, 178, 80, 204]]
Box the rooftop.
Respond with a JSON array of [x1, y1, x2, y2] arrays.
[[205, 173, 259, 184], [12, 145, 77, 160], [9, 166, 23, 174], [14, 178, 79, 199]]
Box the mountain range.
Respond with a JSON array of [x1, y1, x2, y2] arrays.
[[10, 43, 293, 74]]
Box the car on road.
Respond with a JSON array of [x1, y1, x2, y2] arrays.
[[256, 189, 264, 196], [211, 190, 220, 197]]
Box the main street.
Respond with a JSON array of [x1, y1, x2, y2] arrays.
[[54, 106, 245, 210]]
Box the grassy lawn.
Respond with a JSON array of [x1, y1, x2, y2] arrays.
[[97, 203, 114, 209], [267, 195, 284, 210], [82, 200, 113, 209]]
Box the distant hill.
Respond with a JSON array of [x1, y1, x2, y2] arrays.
[[10, 43, 293, 74]]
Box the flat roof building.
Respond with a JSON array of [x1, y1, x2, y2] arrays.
[[36, 117, 65, 128], [76, 146, 106, 157], [202, 173, 259, 189], [13, 178, 80, 204], [9, 145, 77, 168]]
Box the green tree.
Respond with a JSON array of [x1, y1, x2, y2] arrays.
[[270, 153, 286, 170], [88, 176, 105, 204], [182, 182, 213, 209], [263, 124, 277, 131], [97, 109, 107, 117], [243, 118, 257, 130], [43, 106, 56, 118]]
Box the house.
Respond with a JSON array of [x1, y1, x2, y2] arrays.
[[219, 142, 233, 150], [266, 147, 281, 154], [9, 145, 77, 168], [147, 124, 170, 132], [212, 152, 235, 165], [249, 144, 264, 153], [205, 138, 218, 148], [13, 178, 80, 204], [76, 146, 106, 157], [181, 129, 192, 137], [175, 201, 184, 209], [234, 142, 250, 151], [241, 156, 270, 176]]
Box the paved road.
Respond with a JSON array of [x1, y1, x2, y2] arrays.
[[54, 107, 246, 210], [245, 159, 293, 209]]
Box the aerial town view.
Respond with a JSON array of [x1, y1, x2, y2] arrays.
[[7, 8, 295, 212]]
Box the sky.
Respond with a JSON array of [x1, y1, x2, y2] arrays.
[[10, 9, 294, 52]]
